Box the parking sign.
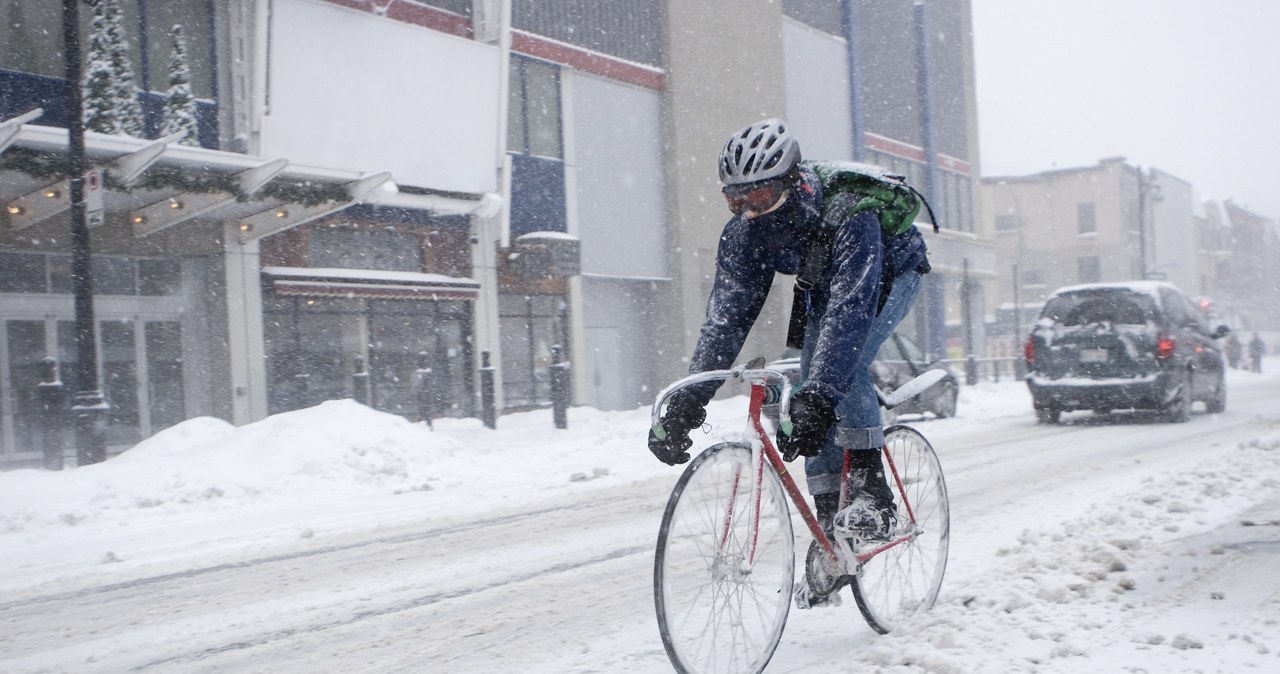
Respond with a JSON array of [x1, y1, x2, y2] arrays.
[[85, 168, 104, 228]]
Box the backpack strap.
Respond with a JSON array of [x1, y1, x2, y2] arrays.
[[785, 225, 837, 349], [906, 183, 941, 233]]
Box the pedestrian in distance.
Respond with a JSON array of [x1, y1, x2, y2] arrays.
[[647, 118, 931, 554], [1225, 332, 1242, 370], [1248, 332, 1265, 374]]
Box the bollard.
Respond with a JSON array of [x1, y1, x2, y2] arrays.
[[414, 351, 434, 430], [550, 345, 570, 429], [480, 350, 496, 429], [352, 356, 372, 406], [965, 355, 978, 386], [37, 357, 66, 470]]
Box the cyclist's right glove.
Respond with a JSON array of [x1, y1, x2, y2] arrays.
[[649, 391, 707, 465], [778, 390, 837, 462]]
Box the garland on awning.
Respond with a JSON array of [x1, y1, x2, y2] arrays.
[[1, 147, 350, 207]]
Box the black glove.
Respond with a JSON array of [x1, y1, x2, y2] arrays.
[[649, 391, 707, 465], [777, 390, 837, 462]]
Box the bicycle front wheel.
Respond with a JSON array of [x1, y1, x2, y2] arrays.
[[851, 425, 950, 634], [654, 442, 795, 674]]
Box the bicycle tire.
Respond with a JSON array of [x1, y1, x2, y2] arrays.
[[850, 425, 950, 634], [654, 442, 795, 674]]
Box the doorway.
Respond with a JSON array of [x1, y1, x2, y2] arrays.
[[0, 316, 186, 466]]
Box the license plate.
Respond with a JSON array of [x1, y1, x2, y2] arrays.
[[1079, 348, 1110, 363]]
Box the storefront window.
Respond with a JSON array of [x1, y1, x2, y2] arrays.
[[499, 294, 569, 409], [264, 295, 474, 419], [0, 252, 47, 293]]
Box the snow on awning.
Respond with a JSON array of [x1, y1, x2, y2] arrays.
[[0, 112, 499, 241], [263, 266, 480, 300]]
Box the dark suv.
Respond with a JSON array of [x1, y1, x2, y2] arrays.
[[1024, 281, 1230, 424]]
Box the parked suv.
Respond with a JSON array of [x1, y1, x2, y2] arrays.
[[1024, 281, 1230, 424]]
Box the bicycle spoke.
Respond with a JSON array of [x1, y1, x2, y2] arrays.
[[656, 442, 794, 674], [852, 425, 950, 634]]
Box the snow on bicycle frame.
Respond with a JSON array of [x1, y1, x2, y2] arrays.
[[650, 361, 946, 569]]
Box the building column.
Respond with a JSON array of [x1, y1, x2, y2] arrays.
[[223, 224, 269, 424]]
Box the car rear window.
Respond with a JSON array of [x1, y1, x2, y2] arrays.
[[1041, 290, 1158, 326]]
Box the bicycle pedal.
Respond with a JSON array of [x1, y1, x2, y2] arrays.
[[793, 583, 842, 610]]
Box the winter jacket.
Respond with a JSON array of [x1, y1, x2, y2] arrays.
[[685, 162, 929, 407]]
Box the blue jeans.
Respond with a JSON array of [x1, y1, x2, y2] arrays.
[[801, 270, 922, 496]]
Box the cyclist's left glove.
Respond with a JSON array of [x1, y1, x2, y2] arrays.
[[778, 390, 837, 462], [649, 391, 707, 466]]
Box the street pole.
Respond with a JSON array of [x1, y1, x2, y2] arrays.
[[63, 0, 110, 465], [1137, 167, 1148, 280]]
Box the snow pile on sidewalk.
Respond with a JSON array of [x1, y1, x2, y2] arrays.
[[0, 400, 458, 534]]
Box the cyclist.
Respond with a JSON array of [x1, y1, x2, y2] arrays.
[[648, 118, 930, 550]]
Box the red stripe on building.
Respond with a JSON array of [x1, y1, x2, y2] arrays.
[[511, 31, 666, 90], [864, 132, 971, 175], [315, 0, 665, 90]]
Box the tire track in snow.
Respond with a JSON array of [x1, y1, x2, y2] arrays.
[[0, 494, 628, 613], [125, 543, 651, 672]]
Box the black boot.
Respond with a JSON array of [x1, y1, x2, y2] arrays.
[[813, 492, 840, 537], [835, 449, 898, 541]]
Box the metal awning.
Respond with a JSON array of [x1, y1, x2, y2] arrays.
[[263, 266, 480, 300], [0, 109, 501, 242]]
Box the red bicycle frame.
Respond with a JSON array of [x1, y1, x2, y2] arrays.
[[743, 382, 918, 568]]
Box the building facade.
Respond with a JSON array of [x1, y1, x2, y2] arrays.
[[977, 157, 1278, 358], [1, 0, 989, 467]]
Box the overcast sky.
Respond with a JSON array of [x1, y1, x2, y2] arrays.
[[970, 0, 1280, 218]]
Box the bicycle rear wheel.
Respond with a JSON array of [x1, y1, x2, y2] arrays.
[[654, 442, 795, 674], [851, 425, 950, 634]]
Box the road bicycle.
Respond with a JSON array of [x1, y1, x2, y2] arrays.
[[650, 360, 950, 674]]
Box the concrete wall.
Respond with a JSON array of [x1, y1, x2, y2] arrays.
[[658, 0, 795, 386]]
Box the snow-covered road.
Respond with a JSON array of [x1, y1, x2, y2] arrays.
[[2, 364, 1278, 673]]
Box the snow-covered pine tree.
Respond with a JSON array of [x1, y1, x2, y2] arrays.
[[161, 24, 199, 146], [104, 0, 145, 137], [82, 0, 120, 134]]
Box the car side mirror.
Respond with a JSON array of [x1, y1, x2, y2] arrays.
[[1211, 325, 1231, 339]]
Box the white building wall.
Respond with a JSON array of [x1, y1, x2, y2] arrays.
[[1149, 171, 1198, 294], [566, 71, 667, 410], [261, 0, 501, 194], [781, 18, 854, 161], [568, 74, 667, 280]]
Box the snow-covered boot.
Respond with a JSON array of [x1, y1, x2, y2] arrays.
[[834, 449, 898, 543]]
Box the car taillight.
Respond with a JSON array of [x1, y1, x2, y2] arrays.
[[1156, 333, 1176, 359], [1024, 337, 1036, 364]]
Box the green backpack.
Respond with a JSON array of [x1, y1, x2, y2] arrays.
[[806, 160, 937, 236], [784, 160, 938, 348]]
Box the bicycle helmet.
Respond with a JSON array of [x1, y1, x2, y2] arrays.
[[718, 118, 802, 186]]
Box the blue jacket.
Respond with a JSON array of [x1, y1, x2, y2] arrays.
[[685, 163, 928, 406]]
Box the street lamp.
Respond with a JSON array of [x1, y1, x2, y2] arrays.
[[62, 0, 109, 465], [1136, 166, 1163, 280]]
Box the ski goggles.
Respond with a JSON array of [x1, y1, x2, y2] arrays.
[[722, 179, 787, 216]]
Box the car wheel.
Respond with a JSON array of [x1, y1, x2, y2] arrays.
[[1205, 371, 1227, 414], [933, 380, 958, 418], [1163, 370, 1192, 423], [1035, 407, 1060, 424]]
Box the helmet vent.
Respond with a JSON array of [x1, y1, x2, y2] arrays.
[[717, 117, 800, 186]]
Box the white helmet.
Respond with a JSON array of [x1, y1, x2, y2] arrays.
[[718, 118, 802, 186]]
